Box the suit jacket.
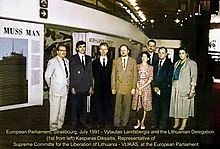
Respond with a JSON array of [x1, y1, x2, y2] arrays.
[[173, 58, 197, 96], [111, 57, 138, 94], [151, 52, 159, 66], [69, 54, 93, 93], [92, 57, 112, 94], [152, 58, 174, 92], [45, 56, 69, 96]]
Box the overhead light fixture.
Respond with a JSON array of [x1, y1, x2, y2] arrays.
[[150, 19, 155, 23], [134, 6, 140, 11], [128, 0, 137, 6], [174, 18, 180, 23], [128, 0, 146, 22], [164, 14, 167, 17], [117, 2, 124, 7]]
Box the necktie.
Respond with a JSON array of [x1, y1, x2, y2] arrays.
[[62, 59, 68, 78], [123, 59, 126, 70], [157, 60, 162, 75], [81, 56, 85, 68], [103, 58, 105, 67]]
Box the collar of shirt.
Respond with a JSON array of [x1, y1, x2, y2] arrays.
[[78, 53, 85, 60], [148, 52, 153, 57], [100, 56, 107, 62], [122, 56, 128, 62], [100, 56, 107, 66], [159, 58, 166, 66], [57, 55, 65, 62]]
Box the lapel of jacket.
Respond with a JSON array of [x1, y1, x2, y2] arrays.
[[126, 57, 131, 71], [85, 55, 90, 66], [76, 54, 81, 64], [174, 60, 181, 70], [77, 54, 84, 69], [98, 57, 102, 67], [106, 58, 112, 69], [182, 59, 188, 69], [56, 56, 66, 77], [64, 58, 69, 78], [118, 57, 124, 72], [160, 59, 167, 72]]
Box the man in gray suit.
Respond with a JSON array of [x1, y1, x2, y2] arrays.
[[45, 44, 69, 131], [111, 44, 137, 128]]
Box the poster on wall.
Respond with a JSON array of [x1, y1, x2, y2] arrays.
[[0, 19, 44, 111]]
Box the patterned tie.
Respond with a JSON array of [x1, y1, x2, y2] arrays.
[[62, 59, 68, 78], [123, 59, 126, 70]]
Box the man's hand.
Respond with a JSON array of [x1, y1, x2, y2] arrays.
[[112, 89, 116, 94], [153, 87, 160, 93], [138, 90, 142, 96], [89, 87, 93, 96], [71, 88, 76, 95], [188, 91, 194, 99], [131, 89, 135, 95]]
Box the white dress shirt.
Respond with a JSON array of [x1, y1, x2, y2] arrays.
[[78, 53, 85, 65], [100, 56, 107, 66], [122, 56, 128, 70]]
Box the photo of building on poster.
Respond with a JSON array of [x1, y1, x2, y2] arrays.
[[0, 19, 44, 111], [0, 38, 28, 107], [0, 0, 220, 148]]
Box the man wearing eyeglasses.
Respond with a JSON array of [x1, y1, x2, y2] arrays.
[[45, 43, 69, 131]]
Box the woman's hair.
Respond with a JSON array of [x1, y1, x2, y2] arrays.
[[141, 51, 150, 58], [179, 47, 189, 54], [179, 47, 189, 58]]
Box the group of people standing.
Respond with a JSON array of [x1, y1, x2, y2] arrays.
[[45, 39, 197, 131]]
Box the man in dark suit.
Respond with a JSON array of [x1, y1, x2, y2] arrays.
[[147, 39, 159, 65], [69, 40, 93, 129], [152, 46, 174, 129], [136, 39, 158, 65], [92, 42, 113, 128]]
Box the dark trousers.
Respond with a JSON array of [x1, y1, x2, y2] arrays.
[[153, 91, 171, 129], [70, 92, 88, 129], [94, 91, 113, 127]]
